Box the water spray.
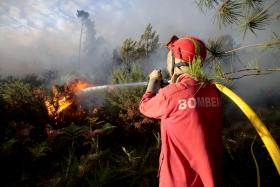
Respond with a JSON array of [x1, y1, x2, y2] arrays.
[[79, 82, 148, 94]]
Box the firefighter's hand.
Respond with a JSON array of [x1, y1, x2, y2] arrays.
[[149, 69, 162, 81], [146, 69, 162, 93]]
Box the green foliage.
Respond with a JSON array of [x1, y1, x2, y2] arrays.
[[79, 142, 159, 187], [119, 24, 159, 67], [0, 80, 47, 120], [216, 0, 242, 26], [201, 35, 243, 82], [120, 38, 138, 66], [195, 0, 277, 37], [0, 80, 33, 107], [110, 64, 145, 110], [222, 104, 280, 186], [204, 25, 279, 81], [195, 0, 218, 10], [21, 74, 45, 87], [0, 138, 17, 153], [110, 24, 157, 120], [29, 141, 49, 157], [111, 64, 146, 84], [183, 57, 209, 83], [1, 22, 279, 187], [206, 35, 235, 62], [51, 148, 80, 187], [214, 62, 226, 79], [241, 8, 270, 36], [138, 23, 160, 57], [108, 64, 150, 129], [62, 123, 86, 145], [206, 35, 237, 82], [245, 0, 264, 9]]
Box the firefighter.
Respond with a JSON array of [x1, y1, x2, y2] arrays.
[[139, 35, 222, 187]]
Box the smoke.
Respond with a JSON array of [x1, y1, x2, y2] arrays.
[[204, 34, 280, 105], [76, 10, 89, 62], [0, 4, 113, 85], [0, 0, 279, 103], [74, 9, 112, 84], [0, 0, 218, 81], [231, 47, 280, 106]]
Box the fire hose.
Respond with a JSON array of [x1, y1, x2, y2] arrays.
[[215, 82, 280, 175], [80, 81, 280, 174]]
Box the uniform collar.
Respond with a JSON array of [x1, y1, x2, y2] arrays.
[[176, 74, 195, 83]]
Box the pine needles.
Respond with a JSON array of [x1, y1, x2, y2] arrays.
[[241, 8, 271, 36], [245, 0, 264, 8], [217, 0, 242, 26], [195, 0, 277, 37], [216, 0, 272, 36], [195, 0, 218, 10], [206, 35, 235, 62], [183, 57, 209, 83]]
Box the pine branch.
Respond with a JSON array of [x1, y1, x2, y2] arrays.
[[195, 0, 219, 10], [241, 0, 277, 36], [275, 11, 280, 19], [245, 0, 264, 9], [219, 68, 280, 80], [223, 68, 280, 75], [241, 9, 270, 36], [261, 0, 278, 13], [224, 40, 280, 54], [206, 35, 236, 61], [216, 0, 243, 26], [224, 72, 271, 80]]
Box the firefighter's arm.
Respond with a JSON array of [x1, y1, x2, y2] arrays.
[[139, 90, 168, 119], [139, 69, 170, 119]]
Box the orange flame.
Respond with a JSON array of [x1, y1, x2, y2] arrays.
[[65, 79, 94, 93], [45, 79, 94, 118]]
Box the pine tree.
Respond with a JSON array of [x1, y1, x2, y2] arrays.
[[193, 0, 280, 81], [120, 38, 138, 67], [194, 2, 280, 186], [196, 0, 278, 36], [108, 24, 160, 131], [138, 24, 160, 57], [119, 24, 160, 69]]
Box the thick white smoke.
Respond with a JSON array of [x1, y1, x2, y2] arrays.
[[75, 9, 112, 84], [0, 0, 217, 81], [0, 0, 279, 103]]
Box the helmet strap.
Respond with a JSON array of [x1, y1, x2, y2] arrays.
[[174, 62, 189, 68], [171, 50, 175, 76], [171, 50, 189, 76]]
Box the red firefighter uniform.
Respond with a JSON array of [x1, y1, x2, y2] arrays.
[[139, 75, 222, 187]]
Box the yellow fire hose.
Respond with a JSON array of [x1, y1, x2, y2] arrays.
[[215, 82, 280, 175]]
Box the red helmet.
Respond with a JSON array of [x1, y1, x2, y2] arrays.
[[165, 35, 207, 63]]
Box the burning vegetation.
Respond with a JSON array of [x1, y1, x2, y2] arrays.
[[1, 70, 279, 187], [0, 14, 279, 186], [44, 79, 94, 118]]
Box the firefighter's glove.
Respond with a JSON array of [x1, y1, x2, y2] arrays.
[[146, 69, 162, 93]]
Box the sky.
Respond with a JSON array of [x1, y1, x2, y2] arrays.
[[0, 0, 279, 96], [0, 0, 217, 78]]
